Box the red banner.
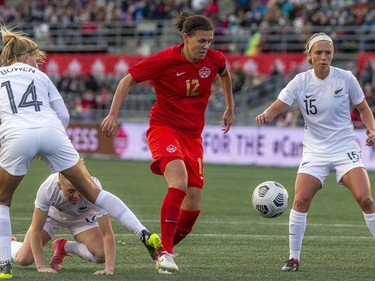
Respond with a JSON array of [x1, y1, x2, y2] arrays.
[[357, 53, 375, 74], [41, 53, 308, 77]]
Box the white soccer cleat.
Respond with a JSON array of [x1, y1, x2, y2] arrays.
[[156, 251, 178, 273]]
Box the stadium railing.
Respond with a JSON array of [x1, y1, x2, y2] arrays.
[[7, 21, 375, 55]]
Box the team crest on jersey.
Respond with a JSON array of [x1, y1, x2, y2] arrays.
[[199, 67, 211, 78], [166, 145, 177, 153], [334, 87, 344, 98]]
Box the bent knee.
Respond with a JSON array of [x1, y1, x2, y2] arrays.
[[95, 257, 105, 263], [15, 255, 34, 266], [93, 253, 105, 263], [292, 198, 312, 213]]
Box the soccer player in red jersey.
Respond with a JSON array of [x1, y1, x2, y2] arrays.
[[101, 12, 235, 274]]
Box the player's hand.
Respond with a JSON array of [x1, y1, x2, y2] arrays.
[[37, 266, 57, 273], [222, 107, 235, 134], [94, 269, 114, 275], [101, 114, 119, 138], [366, 129, 375, 146], [256, 111, 272, 124]]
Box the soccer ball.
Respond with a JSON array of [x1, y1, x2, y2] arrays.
[[252, 181, 289, 218]]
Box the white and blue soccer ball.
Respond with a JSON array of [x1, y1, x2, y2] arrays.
[[252, 181, 289, 218]]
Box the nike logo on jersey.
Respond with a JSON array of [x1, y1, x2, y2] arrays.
[[334, 88, 343, 94], [305, 94, 313, 98], [176, 72, 185, 76]]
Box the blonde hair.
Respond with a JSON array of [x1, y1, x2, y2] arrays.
[[58, 173, 71, 188], [0, 26, 46, 66]]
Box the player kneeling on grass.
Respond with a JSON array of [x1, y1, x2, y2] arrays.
[[10, 173, 160, 275]]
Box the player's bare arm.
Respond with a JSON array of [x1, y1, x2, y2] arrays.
[[256, 99, 289, 124], [356, 99, 375, 146], [218, 67, 235, 133], [101, 74, 137, 137], [29, 208, 57, 273], [94, 215, 116, 275]]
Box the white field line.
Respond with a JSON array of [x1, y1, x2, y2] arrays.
[[141, 219, 369, 229], [11, 233, 373, 240], [11, 217, 368, 228], [11, 218, 373, 240]]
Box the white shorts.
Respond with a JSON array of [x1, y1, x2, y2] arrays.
[[43, 215, 99, 238], [298, 151, 365, 187], [0, 127, 79, 176]]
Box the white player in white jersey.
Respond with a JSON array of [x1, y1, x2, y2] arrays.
[[256, 32, 375, 272], [11, 173, 116, 275], [0, 27, 163, 279]]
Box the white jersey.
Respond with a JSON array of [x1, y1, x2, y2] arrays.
[[0, 62, 65, 134], [278, 66, 364, 155], [35, 173, 107, 223]]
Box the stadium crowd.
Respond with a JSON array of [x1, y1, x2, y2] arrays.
[[1, 0, 374, 52], [2, 1, 374, 30], [1, 0, 375, 125]]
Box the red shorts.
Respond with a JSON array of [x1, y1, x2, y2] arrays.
[[146, 125, 204, 188]]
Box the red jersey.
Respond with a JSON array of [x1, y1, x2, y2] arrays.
[[129, 44, 226, 137]]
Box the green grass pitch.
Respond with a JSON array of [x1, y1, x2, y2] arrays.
[[10, 158, 375, 280]]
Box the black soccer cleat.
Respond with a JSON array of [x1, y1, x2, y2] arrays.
[[282, 258, 299, 272], [0, 261, 13, 279], [140, 230, 163, 261]]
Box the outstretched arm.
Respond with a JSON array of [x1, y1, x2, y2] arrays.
[[256, 99, 289, 124]]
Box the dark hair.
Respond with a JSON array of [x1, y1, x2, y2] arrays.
[[175, 12, 213, 37]]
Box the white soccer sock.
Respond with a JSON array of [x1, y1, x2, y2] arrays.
[[95, 190, 146, 238], [10, 241, 23, 261], [64, 241, 96, 262], [363, 212, 375, 238], [289, 209, 307, 261], [0, 205, 12, 263]]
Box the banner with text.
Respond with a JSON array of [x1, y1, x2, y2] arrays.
[[67, 123, 375, 169], [104, 124, 375, 169]]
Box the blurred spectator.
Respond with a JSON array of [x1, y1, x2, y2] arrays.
[[359, 59, 374, 86], [269, 61, 283, 77], [77, 89, 98, 121], [275, 106, 298, 127], [350, 107, 363, 128], [204, 0, 219, 20], [84, 74, 99, 93], [231, 60, 246, 94], [97, 84, 113, 115], [191, 0, 208, 14]]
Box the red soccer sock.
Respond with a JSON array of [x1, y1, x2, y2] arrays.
[[173, 209, 200, 246], [160, 188, 186, 253]]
